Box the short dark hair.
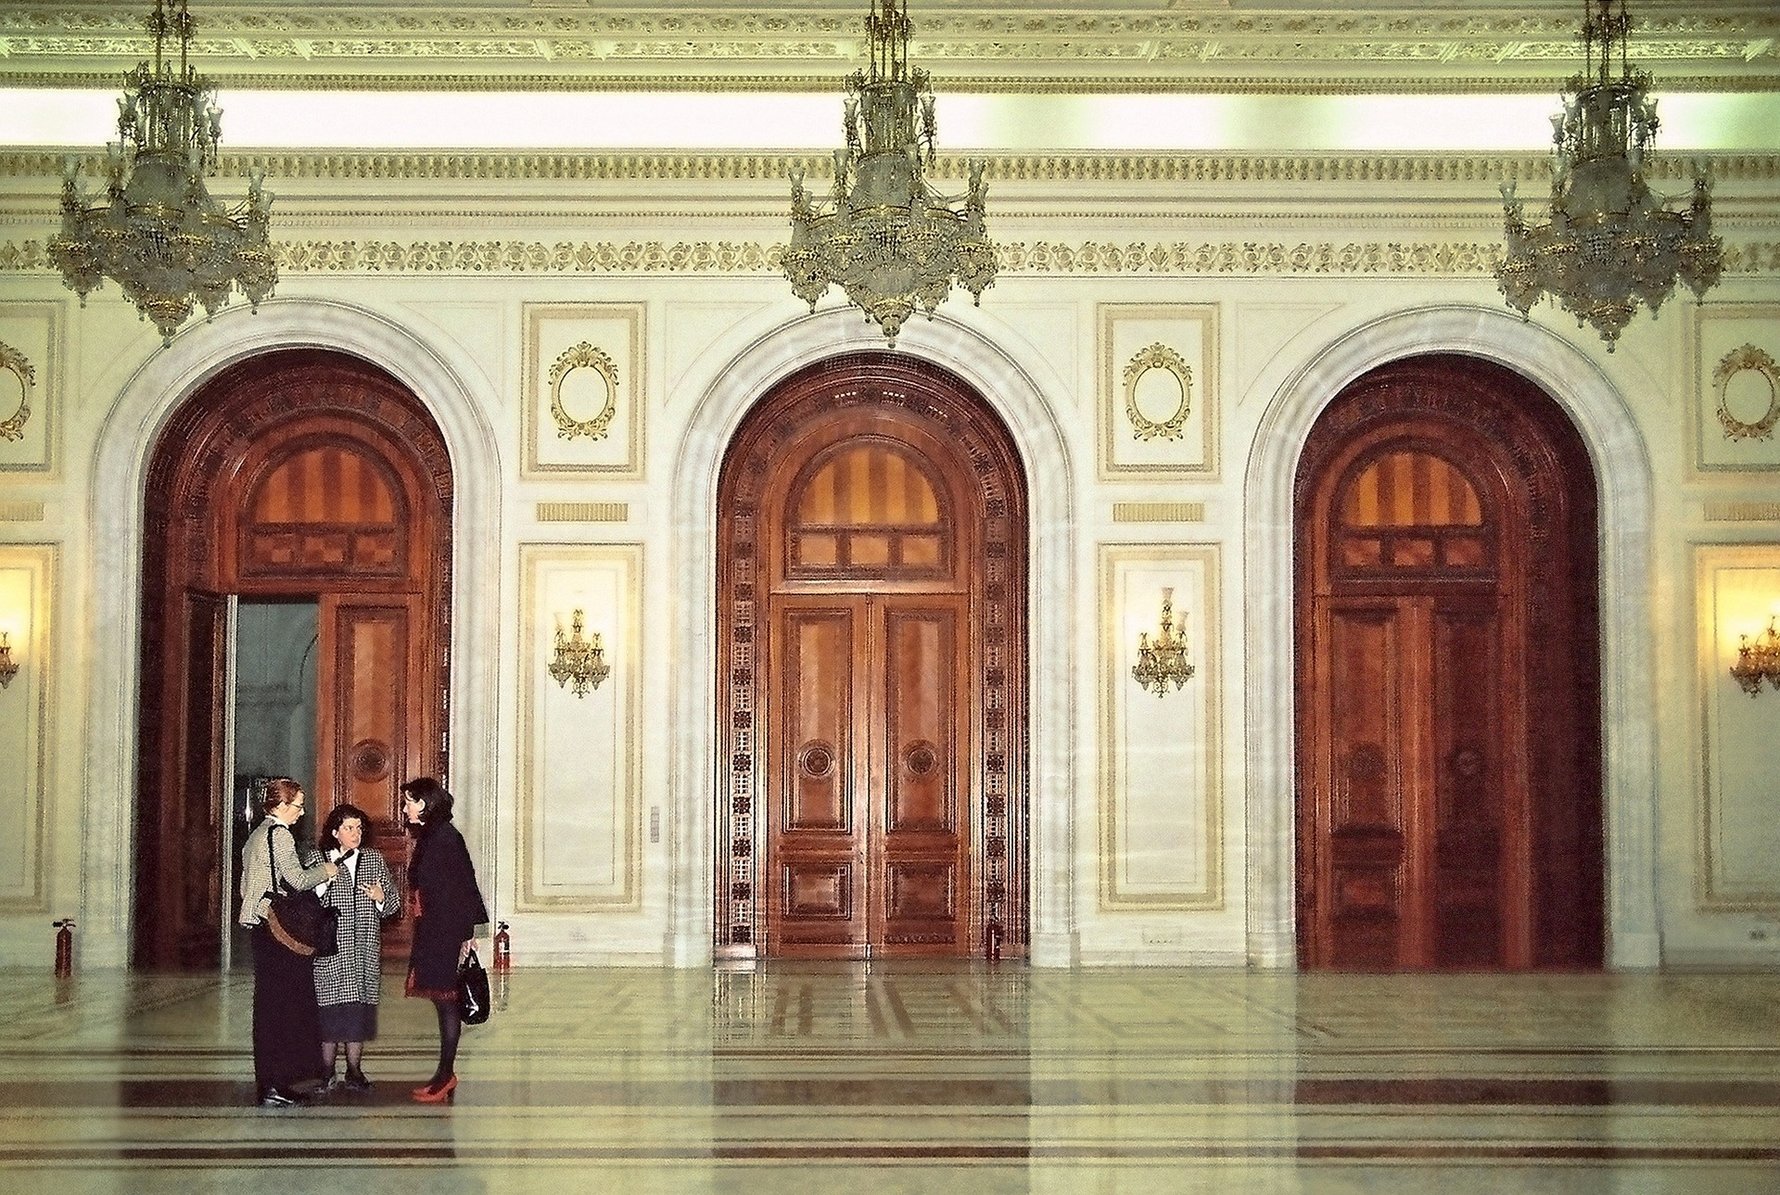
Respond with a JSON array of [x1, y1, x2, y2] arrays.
[[400, 776, 454, 826], [319, 802, 373, 852], [262, 777, 304, 815]]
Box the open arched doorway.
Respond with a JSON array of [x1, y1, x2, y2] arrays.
[[133, 349, 452, 970], [714, 352, 1029, 960], [1294, 353, 1603, 970]]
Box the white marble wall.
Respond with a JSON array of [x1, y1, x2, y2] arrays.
[[0, 153, 1774, 968]]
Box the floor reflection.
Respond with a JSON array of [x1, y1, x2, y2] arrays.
[[0, 964, 1776, 1192]]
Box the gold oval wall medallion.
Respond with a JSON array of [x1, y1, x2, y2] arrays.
[[1122, 342, 1191, 442], [0, 341, 33, 443], [1714, 344, 1780, 442], [548, 341, 618, 441]]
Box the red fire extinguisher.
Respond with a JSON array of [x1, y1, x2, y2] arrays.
[[493, 919, 511, 973], [53, 919, 74, 978]]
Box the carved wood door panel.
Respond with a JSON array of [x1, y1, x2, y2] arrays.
[[316, 594, 422, 957], [136, 350, 452, 970], [174, 589, 231, 969], [1310, 594, 1514, 968], [718, 352, 1027, 961], [767, 593, 969, 958], [1295, 355, 1602, 971]]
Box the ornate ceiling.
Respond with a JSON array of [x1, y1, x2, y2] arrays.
[[0, 1, 1775, 94]]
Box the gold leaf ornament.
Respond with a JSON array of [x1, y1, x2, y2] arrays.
[[548, 341, 618, 442], [1714, 344, 1780, 442], [1122, 342, 1191, 442], [0, 341, 34, 443]]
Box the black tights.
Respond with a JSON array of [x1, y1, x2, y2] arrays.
[[431, 998, 462, 1085]]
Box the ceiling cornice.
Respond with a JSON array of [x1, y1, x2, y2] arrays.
[[1, 2, 1774, 94]]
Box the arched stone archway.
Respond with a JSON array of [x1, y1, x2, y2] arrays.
[[1245, 305, 1657, 969]]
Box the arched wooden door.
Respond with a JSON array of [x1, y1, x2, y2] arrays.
[[715, 353, 1028, 960], [1294, 355, 1603, 970], [134, 350, 452, 970]]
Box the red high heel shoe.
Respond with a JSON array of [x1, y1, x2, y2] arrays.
[[410, 1074, 457, 1103]]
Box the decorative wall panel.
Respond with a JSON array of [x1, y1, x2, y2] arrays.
[[1691, 304, 1780, 476], [522, 304, 645, 480], [1098, 543, 1222, 909], [517, 543, 643, 910], [0, 302, 58, 473], [1695, 545, 1780, 909], [1098, 304, 1219, 481], [0, 546, 53, 911]]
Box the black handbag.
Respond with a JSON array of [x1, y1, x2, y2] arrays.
[[457, 945, 491, 1025], [262, 825, 339, 959]]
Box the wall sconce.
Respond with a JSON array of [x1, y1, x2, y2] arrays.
[[1131, 587, 1194, 696], [0, 630, 16, 689], [1730, 616, 1780, 697], [548, 608, 609, 698]]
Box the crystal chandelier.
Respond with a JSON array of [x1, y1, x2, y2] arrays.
[[1496, 0, 1721, 350], [782, 0, 996, 345], [49, 0, 276, 343]]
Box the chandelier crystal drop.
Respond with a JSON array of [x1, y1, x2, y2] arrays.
[[781, 0, 997, 346], [49, 0, 276, 344], [1496, 0, 1721, 350]]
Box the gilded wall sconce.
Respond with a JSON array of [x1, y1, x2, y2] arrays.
[[1131, 587, 1194, 696], [1730, 616, 1780, 697], [0, 631, 17, 689], [548, 608, 609, 698]]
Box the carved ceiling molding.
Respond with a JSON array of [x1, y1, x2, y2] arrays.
[[3, 236, 1775, 278], [5, 149, 1778, 186], [0, 3, 1773, 92]]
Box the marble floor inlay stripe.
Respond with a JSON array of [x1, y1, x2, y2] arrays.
[[1, 964, 1778, 1192]]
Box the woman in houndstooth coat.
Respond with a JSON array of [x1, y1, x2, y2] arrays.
[[312, 802, 402, 1091]]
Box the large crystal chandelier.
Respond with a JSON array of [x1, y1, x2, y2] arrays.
[[49, 0, 276, 344], [1496, 0, 1721, 350], [782, 0, 996, 345]]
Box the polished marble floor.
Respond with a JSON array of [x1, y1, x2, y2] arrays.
[[2, 963, 1778, 1193]]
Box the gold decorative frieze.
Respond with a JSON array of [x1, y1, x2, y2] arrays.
[[1, 4, 1770, 94], [1112, 502, 1206, 524], [0, 501, 45, 523], [4, 150, 1778, 187], [4, 236, 1779, 280], [536, 502, 630, 524], [1705, 503, 1780, 523]]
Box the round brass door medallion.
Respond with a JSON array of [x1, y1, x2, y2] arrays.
[[349, 738, 392, 783], [1123, 342, 1191, 442], [548, 341, 618, 442], [1714, 344, 1780, 442], [904, 740, 940, 777], [798, 740, 836, 780], [0, 341, 34, 444]]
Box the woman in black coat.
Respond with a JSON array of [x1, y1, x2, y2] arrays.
[[400, 776, 488, 1103]]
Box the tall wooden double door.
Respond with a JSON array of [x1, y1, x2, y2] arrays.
[[716, 354, 1028, 960], [1294, 355, 1603, 970], [135, 350, 452, 970]]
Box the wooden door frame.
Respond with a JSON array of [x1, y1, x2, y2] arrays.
[[1292, 353, 1604, 970], [133, 349, 453, 970], [713, 352, 1029, 961]]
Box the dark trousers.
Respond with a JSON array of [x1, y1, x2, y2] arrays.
[[251, 923, 323, 1093]]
